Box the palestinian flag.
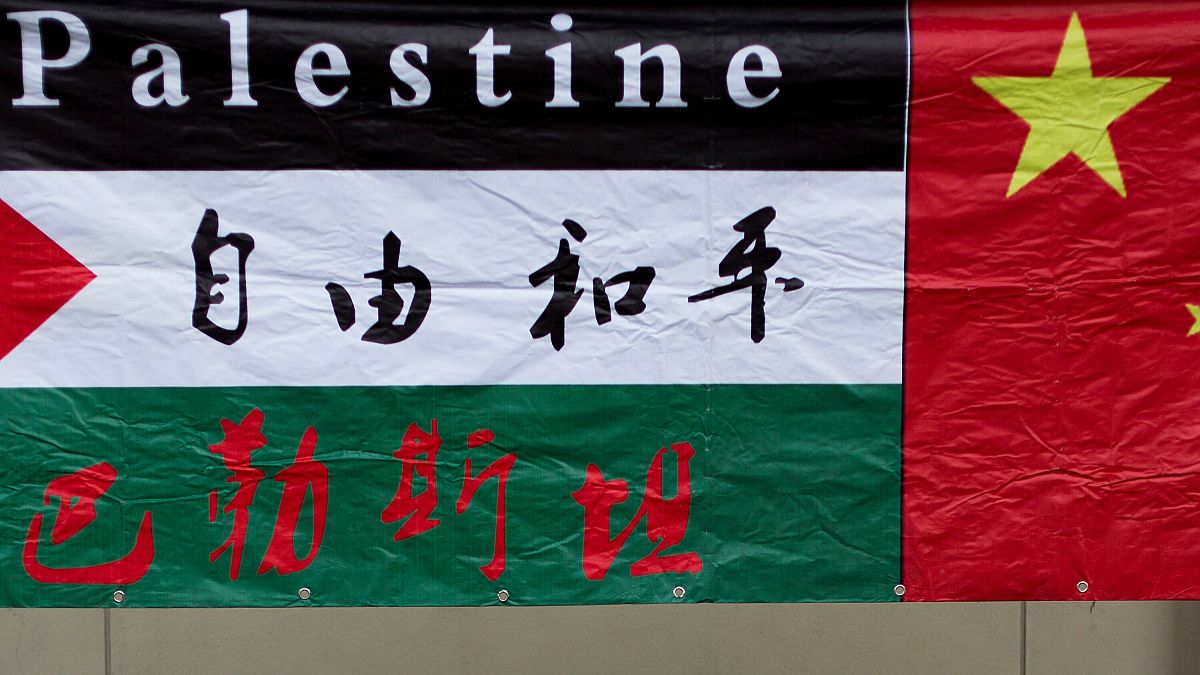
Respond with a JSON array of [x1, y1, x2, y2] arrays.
[[0, 0, 1191, 606]]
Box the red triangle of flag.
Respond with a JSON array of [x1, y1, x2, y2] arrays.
[[0, 198, 95, 361]]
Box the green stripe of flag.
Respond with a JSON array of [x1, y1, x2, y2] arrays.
[[0, 384, 899, 606]]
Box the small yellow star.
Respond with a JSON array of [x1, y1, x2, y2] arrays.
[[1187, 304, 1200, 337], [973, 13, 1169, 197]]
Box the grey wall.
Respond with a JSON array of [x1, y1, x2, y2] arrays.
[[2, 602, 1198, 674]]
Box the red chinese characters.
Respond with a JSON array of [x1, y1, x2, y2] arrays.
[[572, 442, 703, 580], [24, 462, 155, 584], [258, 426, 329, 576], [382, 421, 518, 580], [208, 409, 267, 580], [209, 408, 329, 579], [381, 420, 442, 540], [19, 408, 709, 594], [456, 429, 517, 581]]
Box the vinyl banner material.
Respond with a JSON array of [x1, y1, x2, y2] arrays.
[[0, 0, 1192, 605]]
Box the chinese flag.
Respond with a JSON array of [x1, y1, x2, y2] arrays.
[[905, 2, 1200, 600]]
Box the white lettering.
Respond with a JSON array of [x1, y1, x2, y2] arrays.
[[221, 9, 257, 107], [726, 45, 780, 108], [131, 44, 190, 107], [468, 28, 511, 107], [8, 10, 91, 107], [389, 43, 430, 107], [295, 43, 349, 107], [614, 43, 685, 108], [545, 13, 578, 108]]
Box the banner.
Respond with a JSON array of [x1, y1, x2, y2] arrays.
[[0, 0, 1193, 605]]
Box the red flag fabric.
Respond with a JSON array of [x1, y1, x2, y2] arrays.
[[906, 1, 1200, 600], [0, 199, 94, 361]]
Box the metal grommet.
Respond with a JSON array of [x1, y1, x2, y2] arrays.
[[298, 587, 312, 600], [112, 590, 125, 604], [1076, 580, 1088, 593], [497, 589, 510, 603], [673, 586, 686, 599], [893, 584, 906, 597]]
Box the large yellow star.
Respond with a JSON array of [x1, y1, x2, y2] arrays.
[[973, 13, 1169, 198]]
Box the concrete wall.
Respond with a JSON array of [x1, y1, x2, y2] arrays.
[[1, 602, 1197, 674]]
